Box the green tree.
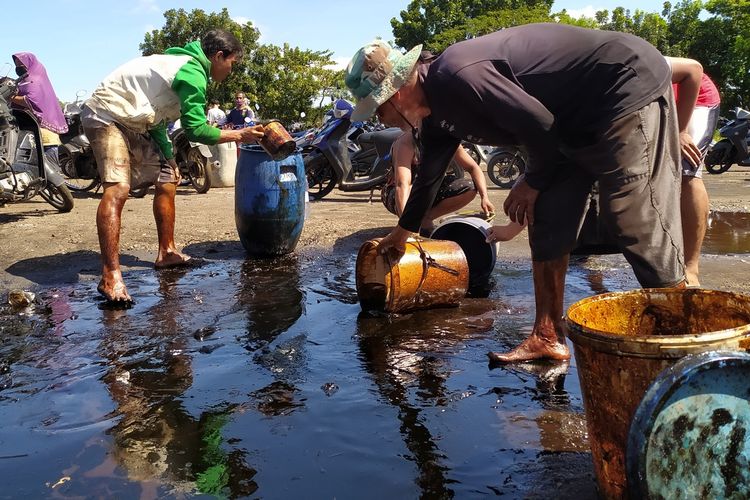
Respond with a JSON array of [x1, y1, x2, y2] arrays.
[[430, 6, 552, 52], [247, 43, 344, 124], [598, 7, 670, 52], [140, 8, 342, 127], [140, 8, 261, 107], [391, 0, 553, 50], [693, 0, 750, 110], [662, 0, 703, 56]]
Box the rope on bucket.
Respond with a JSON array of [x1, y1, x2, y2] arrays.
[[410, 237, 461, 307]]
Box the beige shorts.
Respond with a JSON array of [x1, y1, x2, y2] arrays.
[[83, 122, 177, 187]]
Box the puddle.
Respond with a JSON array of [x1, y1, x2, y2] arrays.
[[704, 211, 750, 255], [0, 252, 641, 498]]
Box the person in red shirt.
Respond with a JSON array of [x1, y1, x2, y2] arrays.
[[668, 57, 721, 286]]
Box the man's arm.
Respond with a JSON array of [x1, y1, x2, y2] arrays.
[[398, 126, 459, 233], [455, 146, 495, 215], [667, 56, 703, 166], [392, 133, 415, 216]]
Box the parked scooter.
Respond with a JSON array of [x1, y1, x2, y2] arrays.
[[304, 99, 396, 200], [461, 141, 494, 166], [485, 146, 527, 188], [58, 91, 99, 192], [704, 107, 750, 174], [0, 76, 74, 212], [305, 99, 463, 201]]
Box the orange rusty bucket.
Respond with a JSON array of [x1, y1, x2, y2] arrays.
[[355, 237, 469, 313], [565, 288, 750, 499]]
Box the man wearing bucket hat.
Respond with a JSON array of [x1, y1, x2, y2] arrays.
[[82, 29, 265, 306], [345, 24, 685, 363]]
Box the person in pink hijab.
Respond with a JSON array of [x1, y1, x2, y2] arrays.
[[10, 52, 68, 143]]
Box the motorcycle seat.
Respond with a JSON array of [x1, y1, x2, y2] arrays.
[[357, 127, 403, 149]]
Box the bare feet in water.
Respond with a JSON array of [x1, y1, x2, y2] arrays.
[[154, 250, 192, 269], [488, 335, 571, 363], [97, 274, 133, 306]]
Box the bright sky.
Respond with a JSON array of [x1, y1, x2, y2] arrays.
[[2, 0, 656, 103]]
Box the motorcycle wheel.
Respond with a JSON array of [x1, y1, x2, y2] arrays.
[[39, 183, 74, 213], [58, 147, 99, 192], [704, 142, 734, 174], [305, 155, 337, 200], [487, 151, 526, 188], [186, 149, 211, 194]]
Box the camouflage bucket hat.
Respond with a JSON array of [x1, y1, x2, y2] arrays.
[[344, 39, 422, 121]]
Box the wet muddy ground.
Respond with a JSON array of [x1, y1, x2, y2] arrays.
[[0, 170, 749, 498]]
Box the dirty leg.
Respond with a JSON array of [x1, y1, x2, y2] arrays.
[[153, 182, 191, 269], [97, 182, 132, 302], [489, 256, 571, 363]]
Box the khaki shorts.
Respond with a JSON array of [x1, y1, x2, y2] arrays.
[[83, 122, 177, 187], [530, 88, 685, 288]]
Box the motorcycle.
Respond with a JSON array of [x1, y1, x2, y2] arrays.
[[58, 92, 99, 192], [0, 76, 74, 212], [704, 107, 750, 174], [168, 123, 212, 194], [485, 146, 527, 188], [461, 141, 494, 166], [305, 99, 463, 201]]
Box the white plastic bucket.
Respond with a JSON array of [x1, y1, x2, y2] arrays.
[[208, 142, 238, 187]]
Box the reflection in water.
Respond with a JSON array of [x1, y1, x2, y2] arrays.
[[237, 256, 307, 414], [101, 267, 257, 498], [704, 211, 750, 255], [356, 304, 497, 497], [492, 361, 588, 453]]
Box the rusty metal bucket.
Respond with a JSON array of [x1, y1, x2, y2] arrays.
[[565, 288, 750, 499], [355, 237, 469, 313]]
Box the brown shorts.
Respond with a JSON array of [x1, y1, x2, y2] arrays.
[[83, 122, 177, 187], [530, 88, 685, 288]]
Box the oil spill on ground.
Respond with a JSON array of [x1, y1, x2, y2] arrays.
[[0, 252, 637, 498]]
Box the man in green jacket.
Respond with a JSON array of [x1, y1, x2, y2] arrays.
[[82, 29, 263, 306]]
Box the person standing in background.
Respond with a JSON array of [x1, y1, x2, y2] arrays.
[[225, 91, 255, 128], [207, 99, 227, 127], [667, 57, 721, 287]]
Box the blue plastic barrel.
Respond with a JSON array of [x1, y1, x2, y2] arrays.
[[235, 145, 306, 255]]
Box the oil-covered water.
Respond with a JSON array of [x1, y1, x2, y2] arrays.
[[704, 211, 750, 255], [0, 249, 647, 498]]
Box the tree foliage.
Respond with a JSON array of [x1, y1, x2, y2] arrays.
[[140, 8, 341, 126], [391, 0, 553, 51], [391, 0, 750, 111]]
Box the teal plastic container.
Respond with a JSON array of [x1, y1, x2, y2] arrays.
[[627, 350, 750, 499], [235, 145, 306, 255]]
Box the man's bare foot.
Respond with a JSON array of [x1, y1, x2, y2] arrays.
[[97, 278, 132, 304], [154, 250, 192, 269], [685, 270, 700, 287], [488, 335, 571, 363]]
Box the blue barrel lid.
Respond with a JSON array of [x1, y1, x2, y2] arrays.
[[626, 350, 750, 499]]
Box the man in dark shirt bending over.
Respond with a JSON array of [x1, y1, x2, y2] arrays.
[[345, 24, 686, 363]]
